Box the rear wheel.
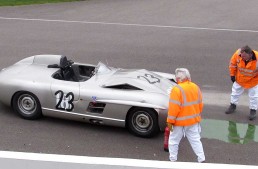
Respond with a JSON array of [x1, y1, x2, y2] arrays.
[[127, 108, 159, 138], [12, 92, 42, 120]]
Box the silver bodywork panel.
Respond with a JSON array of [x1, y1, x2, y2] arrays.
[[0, 55, 176, 131]]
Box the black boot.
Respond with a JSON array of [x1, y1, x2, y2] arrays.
[[225, 103, 236, 114], [249, 109, 256, 120]]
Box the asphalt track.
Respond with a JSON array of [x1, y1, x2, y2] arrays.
[[0, 0, 258, 167]]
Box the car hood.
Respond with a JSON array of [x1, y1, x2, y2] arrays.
[[93, 62, 176, 95]]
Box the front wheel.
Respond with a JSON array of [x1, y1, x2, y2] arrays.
[[127, 108, 159, 138], [12, 92, 42, 120]]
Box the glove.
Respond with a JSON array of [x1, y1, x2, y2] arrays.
[[167, 123, 173, 132], [231, 76, 235, 83]]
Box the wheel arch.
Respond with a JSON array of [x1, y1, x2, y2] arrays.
[[11, 90, 42, 105]]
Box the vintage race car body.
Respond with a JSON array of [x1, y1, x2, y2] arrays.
[[0, 55, 176, 137]]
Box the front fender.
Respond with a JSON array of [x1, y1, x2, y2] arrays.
[[153, 71, 176, 82], [155, 108, 168, 131]]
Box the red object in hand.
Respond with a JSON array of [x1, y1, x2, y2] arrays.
[[164, 126, 170, 152]]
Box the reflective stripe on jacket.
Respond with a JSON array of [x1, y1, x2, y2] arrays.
[[229, 49, 258, 88], [166, 81, 203, 126]]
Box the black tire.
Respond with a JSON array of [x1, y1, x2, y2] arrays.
[[127, 108, 159, 138], [12, 92, 42, 120]]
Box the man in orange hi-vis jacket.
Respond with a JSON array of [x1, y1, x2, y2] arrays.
[[167, 68, 205, 163], [225, 45, 258, 120]]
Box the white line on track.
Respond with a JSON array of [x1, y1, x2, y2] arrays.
[[0, 151, 257, 169], [0, 16, 258, 33]]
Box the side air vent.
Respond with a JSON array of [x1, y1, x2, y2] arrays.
[[105, 84, 142, 90], [87, 102, 106, 113], [170, 79, 177, 83]]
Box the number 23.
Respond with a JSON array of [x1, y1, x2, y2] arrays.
[[55, 90, 74, 111]]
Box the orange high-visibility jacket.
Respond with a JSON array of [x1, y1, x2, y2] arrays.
[[167, 81, 203, 126], [229, 49, 258, 88]]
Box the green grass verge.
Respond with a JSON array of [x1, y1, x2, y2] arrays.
[[0, 0, 84, 6]]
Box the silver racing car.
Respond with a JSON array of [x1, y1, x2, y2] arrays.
[[0, 55, 176, 137]]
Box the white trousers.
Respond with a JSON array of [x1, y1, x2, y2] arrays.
[[168, 123, 205, 163], [231, 82, 258, 110]]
